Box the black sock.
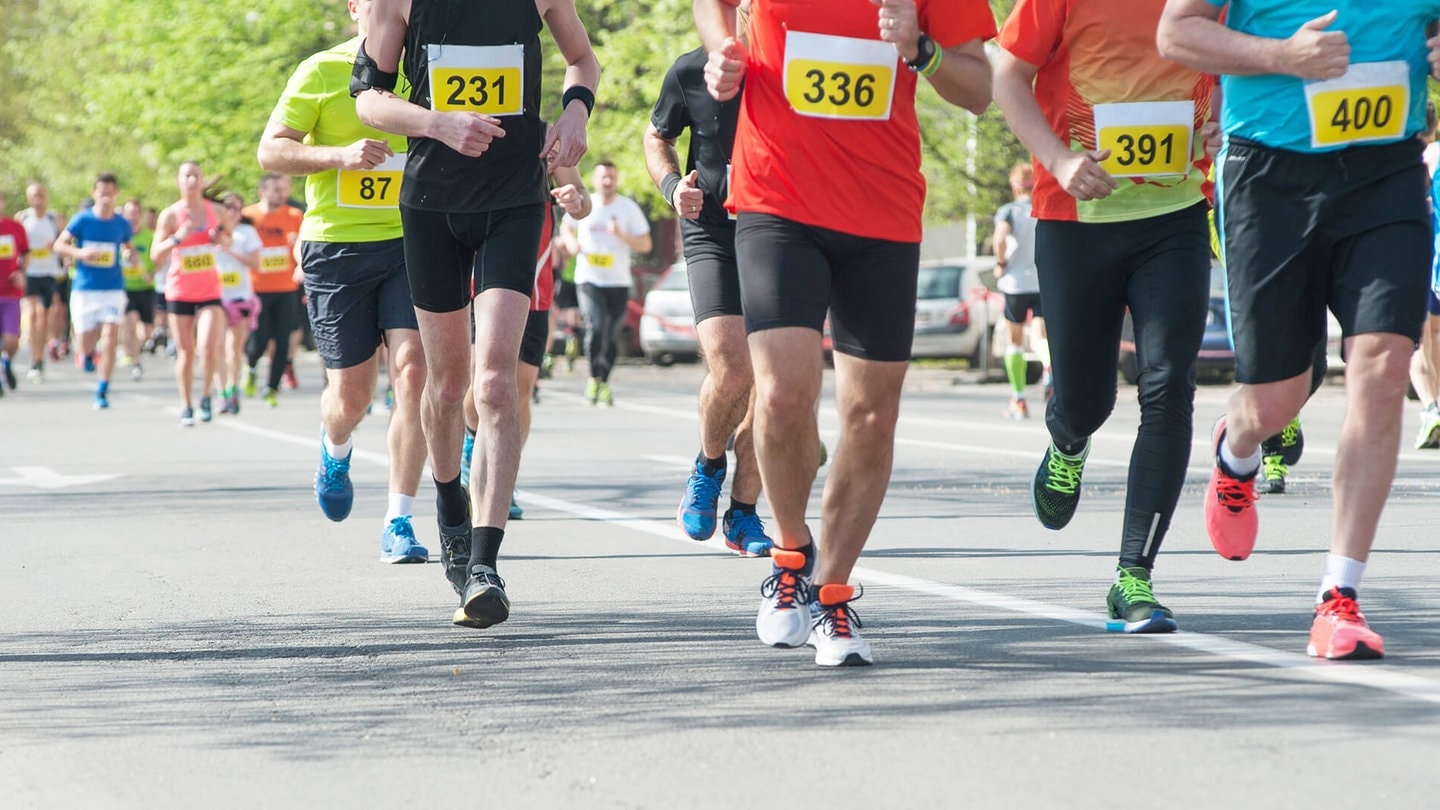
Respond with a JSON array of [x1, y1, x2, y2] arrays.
[[699, 451, 726, 476], [795, 540, 816, 577], [729, 499, 756, 516], [469, 526, 505, 570], [435, 476, 469, 527]]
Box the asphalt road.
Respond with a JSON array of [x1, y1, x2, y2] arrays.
[[4, 354, 1440, 808]]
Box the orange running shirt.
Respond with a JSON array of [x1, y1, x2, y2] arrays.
[[726, 0, 997, 242], [998, 0, 1214, 223], [243, 203, 303, 293]]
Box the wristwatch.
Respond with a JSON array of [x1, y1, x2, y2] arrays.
[[905, 34, 936, 72]]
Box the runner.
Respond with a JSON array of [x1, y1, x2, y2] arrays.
[[16, 183, 65, 383], [149, 162, 225, 426], [120, 198, 157, 381], [1158, 0, 1440, 658], [1412, 102, 1440, 450], [53, 173, 135, 411], [991, 162, 1046, 420], [558, 162, 652, 406], [214, 192, 262, 416], [695, 0, 995, 665], [258, 0, 430, 564], [994, 0, 1218, 633], [242, 174, 304, 408], [355, 0, 600, 623], [0, 191, 30, 393], [645, 45, 773, 557]]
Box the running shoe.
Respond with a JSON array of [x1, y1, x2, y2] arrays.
[[677, 459, 724, 540], [1415, 404, 1440, 450], [2, 361, 16, 390], [1032, 439, 1089, 530], [1276, 415, 1304, 465], [314, 435, 354, 522], [1257, 453, 1287, 495], [1006, 397, 1028, 420], [93, 392, 109, 411], [263, 388, 279, 408], [460, 431, 474, 493], [179, 407, 195, 427], [379, 516, 430, 564], [81, 353, 95, 373], [564, 333, 579, 372], [457, 564, 511, 629], [585, 378, 599, 405], [807, 584, 873, 667], [130, 363, 143, 382], [756, 548, 814, 648], [282, 363, 299, 390], [26, 366, 42, 384], [243, 368, 257, 398], [1205, 416, 1258, 561], [818, 439, 828, 467], [509, 496, 524, 520], [1105, 566, 1177, 634], [223, 394, 240, 415], [439, 520, 471, 596], [1307, 587, 1385, 660], [199, 396, 213, 423], [722, 509, 773, 557], [598, 381, 613, 406], [532, 383, 541, 405], [384, 385, 394, 411], [539, 354, 554, 379]]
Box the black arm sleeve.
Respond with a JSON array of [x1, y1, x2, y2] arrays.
[[350, 38, 399, 98]]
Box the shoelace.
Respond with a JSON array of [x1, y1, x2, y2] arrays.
[[728, 511, 765, 539], [813, 591, 864, 639], [1213, 473, 1255, 513], [759, 567, 809, 611], [1262, 455, 1288, 481], [1045, 450, 1083, 495], [469, 568, 507, 591], [1114, 571, 1158, 605], [1280, 419, 1300, 449], [1319, 593, 1366, 624], [322, 453, 350, 489], [388, 518, 416, 541], [685, 468, 722, 510]]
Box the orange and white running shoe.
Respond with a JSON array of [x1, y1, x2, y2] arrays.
[[808, 584, 873, 667], [756, 549, 813, 648], [1205, 416, 1258, 561], [1307, 587, 1385, 660]]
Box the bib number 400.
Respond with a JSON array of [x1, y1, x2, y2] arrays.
[[1329, 95, 1394, 134]]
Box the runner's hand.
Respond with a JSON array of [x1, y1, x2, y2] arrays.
[[1050, 150, 1118, 201], [873, 0, 920, 63], [434, 111, 507, 158], [1283, 11, 1349, 81], [551, 184, 585, 216], [1201, 121, 1221, 160], [672, 170, 703, 220], [541, 102, 590, 169], [705, 38, 748, 102], [340, 139, 395, 170]]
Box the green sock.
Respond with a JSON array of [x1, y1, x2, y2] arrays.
[[1004, 352, 1027, 396]]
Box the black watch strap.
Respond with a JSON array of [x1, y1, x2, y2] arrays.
[[906, 34, 936, 71]]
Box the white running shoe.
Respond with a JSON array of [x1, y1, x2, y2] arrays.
[[756, 549, 813, 648], [807, 584, 873, 667]]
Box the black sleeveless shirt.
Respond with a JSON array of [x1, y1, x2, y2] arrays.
[[402, 0, 547, 212]]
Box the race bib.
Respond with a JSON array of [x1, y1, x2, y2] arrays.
[[1093, 101, 1194, 178], [123, 263, 146, 280], [31, 247, 51, 261], [177, 245, 218, 274], [428, 44, 524, 117], [257, 245, 290, 274], [220, 270, 244, 289], [88, 242, 119, 268], [0, 235, 14, 260], [1305, 61, 1409, 149], [588, 253, 615, 269], [338, 153, 407, 209], [783, 31, 896, 121]]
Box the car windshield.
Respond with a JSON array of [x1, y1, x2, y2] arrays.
[[917, 265, 962, 300], [656, 266, 689, 291]]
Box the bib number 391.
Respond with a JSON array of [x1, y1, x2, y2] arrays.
[[427, 43, 524, 117], [1306, 61, 1409, 149], [783, 31, 896, 121], [1092, 101, 1194, 178]]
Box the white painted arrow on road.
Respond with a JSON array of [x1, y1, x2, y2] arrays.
[[0, 467, 120, 489]]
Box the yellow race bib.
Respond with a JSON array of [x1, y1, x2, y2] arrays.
[[123, 263, 146, 280], [338, 153, 407, 209], [31, 247, 51, 261], [1305, 61, 1409, 149], [428, 44, 524, 117], [588, 253, 615, 269], [1093, 101, 1194, 178], [257, 246, 290, 274], [0, 235, 14, 261], [178, 245, 218, 274], [88, 241, 119, 268], [783, 31, 896, 121], [220, 271, 243, 288]]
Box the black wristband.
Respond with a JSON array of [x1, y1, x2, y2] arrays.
[[562, 85, 596, 117], [349, 39, 398, 97], [660, 172, 683, 210]]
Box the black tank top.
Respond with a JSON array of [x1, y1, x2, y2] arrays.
[[402, 0, 547, 213]]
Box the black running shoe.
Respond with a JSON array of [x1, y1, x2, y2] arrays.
[[457, 565, 510, 629], [438, 522, 471, 596], [1032, 440, 1088, 530], [1105, 566, 1177, 634]]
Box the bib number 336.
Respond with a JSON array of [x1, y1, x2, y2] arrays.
[[783, 31, 896, 121]]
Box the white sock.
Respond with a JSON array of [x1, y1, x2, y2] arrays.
[[1219, 433, 1261, 477], [324, 435, 353, 460], [386, 492, 415, 523], [1319, 554, 1367, 602]]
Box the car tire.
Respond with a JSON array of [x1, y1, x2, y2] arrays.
[[650, 352, 675, 367]]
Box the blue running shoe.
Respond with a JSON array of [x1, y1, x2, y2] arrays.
[[379, 516, 430, 564], [315, 435, 354, 522], [722, 510, 773, 557], [460, 432, 475, 493], [676, 460, 724, 540], [509, 495, 524, 520]]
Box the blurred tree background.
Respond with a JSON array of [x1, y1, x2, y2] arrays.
[[1, 0, 1023, 251]]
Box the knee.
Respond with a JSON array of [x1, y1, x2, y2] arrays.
[[1348, 340, 1413, 400], [425, 362, 471, 407], [392, 354, 427, 400], [756, 381, 814, 426], [471, 368, 517, 415]]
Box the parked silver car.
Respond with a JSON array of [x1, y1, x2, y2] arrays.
[[911, 257, 1006, 362], [639, 262, 700, 366]]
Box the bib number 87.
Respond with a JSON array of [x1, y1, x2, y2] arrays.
[[359, 176, 391, 201], [801, 69, 877, 108]]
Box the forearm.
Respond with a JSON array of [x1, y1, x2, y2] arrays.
[[258, 135, 352, 176], [356, 89, 435, 140], [643, 128, 682, 192], [993, 59, 1074, 172], [693, 0, 738, 52], [1157, 11, 1285, 76], [925, 43, 992, 115], [619, 232, 652, 252]]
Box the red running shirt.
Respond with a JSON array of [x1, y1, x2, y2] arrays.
[[725, 0, 996, 242]]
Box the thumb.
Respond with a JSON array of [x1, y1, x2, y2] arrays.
[[721, 38, 744, 60], [538, 126, 559, 159], [685, 170, 699, 186], [1301, 10, 1338, 31]]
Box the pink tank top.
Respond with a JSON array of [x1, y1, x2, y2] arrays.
[[165, 201, 223, 303]]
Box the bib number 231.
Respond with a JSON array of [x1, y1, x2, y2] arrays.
[[427, 43, 524, 117]]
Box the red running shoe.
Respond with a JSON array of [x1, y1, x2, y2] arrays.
[[1205, 416, 1258, 561], [1308, 587, 1384, 660]]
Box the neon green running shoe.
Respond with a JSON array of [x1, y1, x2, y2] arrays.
[[1032, 439, 1088, 530], [1105, 566, 1177, 634]]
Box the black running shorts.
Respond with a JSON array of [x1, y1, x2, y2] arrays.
[[302, 238, 418, 370], [681, 219, 741, 323], [400, 204, 546, 314]]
